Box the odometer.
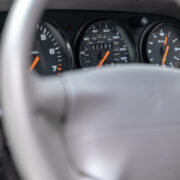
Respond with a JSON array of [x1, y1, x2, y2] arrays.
[[78, 20, 135, 69]]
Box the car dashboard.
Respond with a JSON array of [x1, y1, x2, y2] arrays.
[[0, 11, 180, 75], [30, 11, 180, 75], [0, 0, 180, 179], [26, 10, 180, 75]]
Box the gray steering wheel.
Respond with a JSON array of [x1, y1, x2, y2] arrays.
[[1, 0, 180, 180]]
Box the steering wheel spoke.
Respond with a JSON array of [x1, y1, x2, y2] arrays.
[[30, 74, 65, 121]]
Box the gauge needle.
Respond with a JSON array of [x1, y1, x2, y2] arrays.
[[162, 45, 169, 66], [97, 50, 110, 70], [29, 56, 40, 72], [164, 36, 168, 46]]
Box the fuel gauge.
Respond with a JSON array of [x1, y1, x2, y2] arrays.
[[145, 23, 180, 68]]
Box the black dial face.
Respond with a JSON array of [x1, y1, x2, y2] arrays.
[[146, 23, 180, 68], [30, 22, 73, 76], [79, 20, 134, 69]]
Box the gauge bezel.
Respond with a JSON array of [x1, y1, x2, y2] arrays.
[[74, 18, 136, 69], [32, 20, 74, 75], [140, 20, 180, 64]]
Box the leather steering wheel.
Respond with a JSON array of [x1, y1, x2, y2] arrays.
[[1, 0, 180, 180]]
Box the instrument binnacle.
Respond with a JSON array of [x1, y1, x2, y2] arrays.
[[28, 16, 180, 76]]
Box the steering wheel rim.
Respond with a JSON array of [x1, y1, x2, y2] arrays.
[[1, 0, 72, 180], [2, 1, 180, 180]]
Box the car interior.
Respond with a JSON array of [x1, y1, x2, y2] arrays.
[[0, 0, 180, 179]]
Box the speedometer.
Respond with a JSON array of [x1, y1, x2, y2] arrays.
[[78, 20, 135, 69], [30, 22, 73, 75]]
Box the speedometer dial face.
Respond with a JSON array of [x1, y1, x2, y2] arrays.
[[79, 20, 135, 69], [30, 22, 73, 75], [146, 23, 180, 68]]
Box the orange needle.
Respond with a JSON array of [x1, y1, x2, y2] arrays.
[[164, 36, 168, 46], [97, 50, 110, 70], [162, 45, 169, 66], [29, 56, 40, 72]]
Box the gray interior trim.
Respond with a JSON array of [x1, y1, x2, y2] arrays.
[[1, 0, 180, 19]]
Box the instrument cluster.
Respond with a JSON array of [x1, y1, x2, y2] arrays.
[[28, 11, 180, 75]]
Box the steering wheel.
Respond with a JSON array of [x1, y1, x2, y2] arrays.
[[1, 0, 180, 180]]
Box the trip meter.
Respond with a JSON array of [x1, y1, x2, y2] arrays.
[[78, 20, 135, 69], [145, 23, 180, 68], [30, 22, 73, 75]]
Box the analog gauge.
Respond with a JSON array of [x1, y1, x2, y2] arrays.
[[146, 23, 180, 68], [30, 22, 73, 75], [78, 20, 135, 69]]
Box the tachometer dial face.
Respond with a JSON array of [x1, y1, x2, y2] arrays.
[[30, 22, 73, 75], [146, 23, 180, 68], [79, 20, 135, 69]]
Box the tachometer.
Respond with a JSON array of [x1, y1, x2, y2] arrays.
[[30, 22, 73, 75], [145, 23, 180, 68], [78, 20, 135, 69]]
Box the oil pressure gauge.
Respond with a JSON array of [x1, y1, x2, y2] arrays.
[[145, 23, 180, 68]]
